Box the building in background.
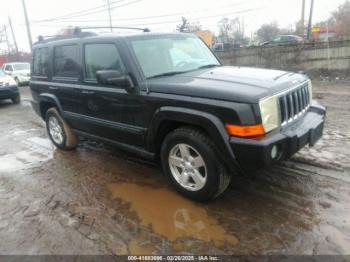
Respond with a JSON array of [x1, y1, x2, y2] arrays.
[[311, 25, 340, 41], [195, 31, 213, 48]]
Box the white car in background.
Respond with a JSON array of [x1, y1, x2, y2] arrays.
[[2, 62, 31, 86]]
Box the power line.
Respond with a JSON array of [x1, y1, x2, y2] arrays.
[[30, 7, 264, 28], [34, 0, 143, 23], [34, 0, 128, 22], [34, 1, 246, 24]]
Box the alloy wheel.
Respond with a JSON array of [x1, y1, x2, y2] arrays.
[[168, 143, 207, 191]]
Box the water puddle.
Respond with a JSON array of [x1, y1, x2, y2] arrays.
[[108, 182, 238, 254], [0, 137, 53, 173]]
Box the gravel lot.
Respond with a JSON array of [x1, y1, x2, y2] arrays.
[[0, 82, 349, 255]]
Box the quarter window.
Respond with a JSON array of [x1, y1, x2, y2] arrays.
[[33, 47, 49, 77], [54, 45, 80, 78], [84, 44, 126, 81]]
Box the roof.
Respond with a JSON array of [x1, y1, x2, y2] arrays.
[[33, 27, 194, 46]]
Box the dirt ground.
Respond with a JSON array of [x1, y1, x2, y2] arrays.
[[0, 82, 349, 255]]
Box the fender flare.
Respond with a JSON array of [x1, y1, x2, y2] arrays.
[[38, 93, 64, 118], [147, 106, 239, 171]]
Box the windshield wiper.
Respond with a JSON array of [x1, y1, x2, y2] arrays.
[[197, 64, 220, 70], [148, 71, 188, 79]]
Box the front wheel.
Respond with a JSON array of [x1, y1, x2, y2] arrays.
[[14, 78, 20, 86], [161, 127, 232, 201], [45, 107, 77, 150]]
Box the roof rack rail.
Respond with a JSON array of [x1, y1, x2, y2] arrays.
[[35, 26, 150, 44], [75, 26, 151, 33], [36, 29, 97, 44]]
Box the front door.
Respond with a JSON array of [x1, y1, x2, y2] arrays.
[[79, 42, 145, 147]]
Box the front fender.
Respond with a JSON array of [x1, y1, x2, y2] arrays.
[[147, 106, 239, 171]]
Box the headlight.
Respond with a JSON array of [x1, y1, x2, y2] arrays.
[[308, 79, 313, 102], [259, 96, 279, 133], [4, 78, 17, 86]]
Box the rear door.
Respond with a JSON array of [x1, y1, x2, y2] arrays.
[[51, 43, 86, 130], [77, 41, 145, 147]]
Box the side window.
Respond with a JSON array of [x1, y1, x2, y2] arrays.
[[84, 44, 126, 81], [54, 45, 79, 78], [5, 65, 13, 71], [33, 47, 49, 77]]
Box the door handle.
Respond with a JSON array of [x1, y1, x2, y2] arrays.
[[49, 86, 59, 90], [81, 90, 95, 95]]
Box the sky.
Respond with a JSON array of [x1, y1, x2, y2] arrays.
[[0, 0, 346, 52]]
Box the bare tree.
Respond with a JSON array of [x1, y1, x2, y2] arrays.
[[217, 17, 248, 44], [256, 22, 281, 42], [176, 17, 202, 33], [217, 18, 233, 43], [56, 26, 75, 35], [332, 0, 350, 36]]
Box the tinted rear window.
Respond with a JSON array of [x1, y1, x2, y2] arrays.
[[33, 47, 49, 77], [54, 45, 80, 78]]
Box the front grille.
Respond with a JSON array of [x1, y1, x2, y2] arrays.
[[278, 83, 311, 126]]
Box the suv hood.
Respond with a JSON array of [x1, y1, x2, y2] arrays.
[[14, 69, 30, 75], [147, 66, 309, 103]]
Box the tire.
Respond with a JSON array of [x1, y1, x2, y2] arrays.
[[11, 95, 20, 104], [45, 107, 78, 150], [14, 78, 20, 86], [161, 127, 232, 201]]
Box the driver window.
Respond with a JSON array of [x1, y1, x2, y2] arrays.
[[84, 43, 126, 81]]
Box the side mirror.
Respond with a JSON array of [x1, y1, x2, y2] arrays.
[[96, 70, 134, 91]]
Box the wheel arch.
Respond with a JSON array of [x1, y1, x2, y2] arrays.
[[147, 106, 239, 171], [38, 93, 64, 120]]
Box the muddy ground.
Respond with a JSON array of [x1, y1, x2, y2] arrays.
[[0, 82, 349, 255]]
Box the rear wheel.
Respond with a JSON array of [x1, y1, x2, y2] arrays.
[[14, 77, 20, 86], [45, 107, 77, 150], [161, 127, 232, 201]]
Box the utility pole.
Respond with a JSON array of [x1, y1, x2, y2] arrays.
[[307, 0, 315, 40], [21, 0, 33, 52], [3, 26, 11, 55], [300, 0, 306, 38], [107, 0, 113, 32], [8, 17, 19, 54]]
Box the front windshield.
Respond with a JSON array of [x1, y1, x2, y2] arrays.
[[130, 35, 220, 78], [13, 63, 30, 71]]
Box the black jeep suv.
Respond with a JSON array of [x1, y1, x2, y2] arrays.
[[30, 30, 326, 201]]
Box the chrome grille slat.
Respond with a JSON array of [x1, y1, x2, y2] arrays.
[[298, 89, 303, 112], [279, 83, 311, 126], [293, 91, 299, 114]]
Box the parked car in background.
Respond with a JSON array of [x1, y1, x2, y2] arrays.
[[0, 69, 20, 104], [2, 62, 31, 86], [262, 35, 304, 46], [213, 42, 234, 52]]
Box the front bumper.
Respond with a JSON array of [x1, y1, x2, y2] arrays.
[[0, 85, 19, 100], [230, 102, 326, 168], [17, 75, 30, 84]]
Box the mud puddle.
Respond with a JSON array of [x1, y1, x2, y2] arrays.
[[108, 182, 238, 254]]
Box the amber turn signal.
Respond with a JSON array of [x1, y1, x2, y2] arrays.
[[225, 123, 265, 138]]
